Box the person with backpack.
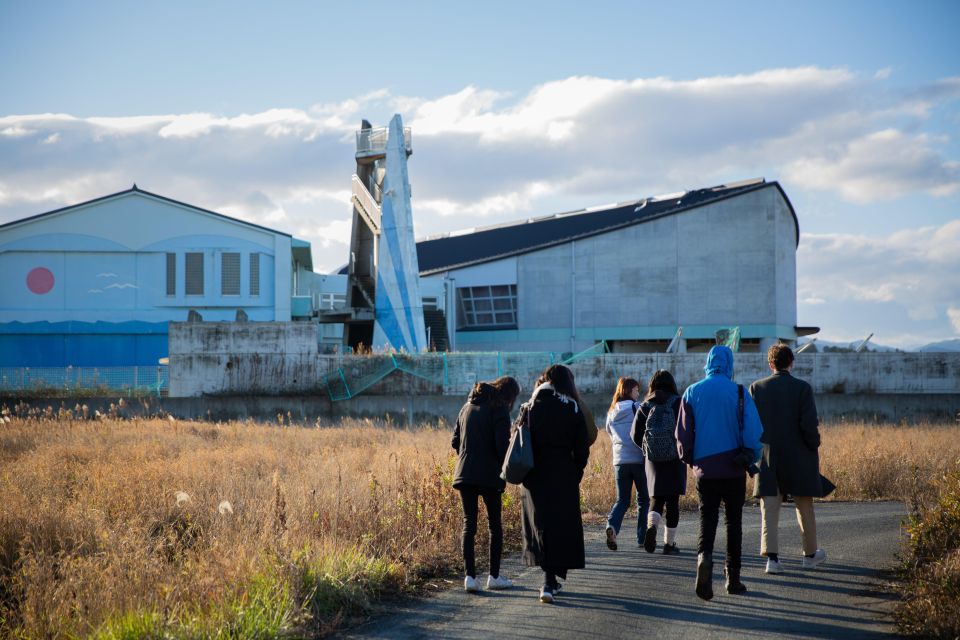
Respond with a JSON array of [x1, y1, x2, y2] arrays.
[[451, 376, 521, 592], [676, 346, 763, 600], [603, 377, 647, 551], [632, 369, 686, 555]]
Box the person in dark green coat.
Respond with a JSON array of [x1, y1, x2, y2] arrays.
[[749, 344, 826, 575]]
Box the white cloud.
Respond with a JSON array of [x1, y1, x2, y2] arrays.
[[785, 129, 960, 202], [1, 67, 958, 280], [798, 220, 960, 345], [948, 307, 960, 334]]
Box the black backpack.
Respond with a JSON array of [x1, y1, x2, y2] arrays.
[[641, 397, 679, 462]]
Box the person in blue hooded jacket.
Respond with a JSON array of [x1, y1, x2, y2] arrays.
[[676, 345, 763, 601]]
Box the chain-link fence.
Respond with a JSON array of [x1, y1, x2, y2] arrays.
[[323, 342, 610, 401], [0, 366, 169, 397]]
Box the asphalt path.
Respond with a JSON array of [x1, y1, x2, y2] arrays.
[[338, 501, 906, 640]]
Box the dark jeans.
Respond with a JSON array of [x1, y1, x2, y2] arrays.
[[651, 494, 680, 528], [606, 463, 649, 542], [458, 484, 503, 578], [696, 475, 746, 569]]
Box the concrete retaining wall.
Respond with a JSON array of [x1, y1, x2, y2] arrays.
[[169, 323, 960, 398], [160, 322, 960, 423], [5, 392, 958, 424]]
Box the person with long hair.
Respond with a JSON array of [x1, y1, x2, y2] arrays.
[[633, 370, 686, 555], [452, 375, 521, 592], [520, 364, 591, 603], [603, 376, 646, 551]]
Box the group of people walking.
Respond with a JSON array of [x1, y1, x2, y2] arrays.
[[451, 344, 827, 604]]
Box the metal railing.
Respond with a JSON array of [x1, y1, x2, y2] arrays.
[[355, 126, 412, 156], [0, 366, 169, 396]]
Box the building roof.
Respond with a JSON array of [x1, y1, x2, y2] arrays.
[[415, 179, 798, 275], [0, 185, 293, 238]]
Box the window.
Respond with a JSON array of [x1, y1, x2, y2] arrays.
[[165, 253, 176, 296], [249, 253, 260, 296], [315, 292, 346, 310], [185, 252, 204, 295], [457, 285, 517, 329], [221, 252, 240, 295]]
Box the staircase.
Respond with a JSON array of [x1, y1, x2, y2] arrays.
[[423, 309, 450, 351]]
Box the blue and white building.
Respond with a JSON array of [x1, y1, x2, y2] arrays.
[[0, 186, 315, 366]]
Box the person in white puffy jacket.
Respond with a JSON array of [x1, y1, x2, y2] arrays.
[[603, 376, 647, 550]]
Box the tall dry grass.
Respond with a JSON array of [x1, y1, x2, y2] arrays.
[[0, 414, 957, 638]]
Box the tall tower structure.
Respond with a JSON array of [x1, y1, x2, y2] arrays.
[[343, 115, 427, 352]]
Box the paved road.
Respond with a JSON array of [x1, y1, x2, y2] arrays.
[[338, 501, 906, 640]]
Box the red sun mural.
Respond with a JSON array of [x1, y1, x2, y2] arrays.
[[27, 267, 55, 294]]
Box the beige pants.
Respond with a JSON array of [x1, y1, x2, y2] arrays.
[[760, 494, 818, 556]]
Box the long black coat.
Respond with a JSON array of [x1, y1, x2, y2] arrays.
[[634, 391, 687, 498], [749, 370, 823, 497], [451, 384, 511, 491], [521, 387, 590, 572]]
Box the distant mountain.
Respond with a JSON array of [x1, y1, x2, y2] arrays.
[[918, 339, 960, 352], [797, 338, 904, 353], [796, 337, 960, 353]]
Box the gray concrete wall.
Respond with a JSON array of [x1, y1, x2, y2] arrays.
[[167, 323, 960, 400], [169, 321, 320, 396], [6, 392, 957, 424]]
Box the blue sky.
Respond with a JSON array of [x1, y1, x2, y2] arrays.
[[1, 1, 958, 347]]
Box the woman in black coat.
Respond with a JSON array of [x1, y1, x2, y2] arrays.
[[520, 364, 590, 603], [452, 375, 520, 592], [633, 369, 687, 555]]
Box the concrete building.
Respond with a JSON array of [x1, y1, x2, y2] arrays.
[[415, 178, 817, 354], [0, 186, 316, 366]]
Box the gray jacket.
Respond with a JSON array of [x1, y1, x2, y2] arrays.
[[749, 370, 823, 497]]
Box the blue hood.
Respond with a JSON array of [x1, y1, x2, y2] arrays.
[[704, 345, 734, 378]]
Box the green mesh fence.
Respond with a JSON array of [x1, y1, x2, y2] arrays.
[[0, 366, 169, 396], [561, 340, 610, 363], [323, 342, 609, 401], [715, 327, 741, 352]]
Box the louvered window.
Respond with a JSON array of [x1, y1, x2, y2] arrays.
[[250, 253, 260, 296], [185, 252, 204, 295], [165, 253, 176, 296], [221, 252, 240, 295]]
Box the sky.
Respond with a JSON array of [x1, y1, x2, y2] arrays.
[[1, 0, 958, 348]]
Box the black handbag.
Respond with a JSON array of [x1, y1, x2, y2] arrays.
[[501, 403, 534, 484]]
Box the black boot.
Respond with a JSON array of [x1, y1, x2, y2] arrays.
[[696, 552, 714, 601], [725, 564, 747, 594]]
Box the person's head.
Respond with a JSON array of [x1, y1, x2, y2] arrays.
[[645, 369, 679, 400], [768, 344, 794, 372], [609, 377, 640, 412], [536, 364, 580, 401], [704, 345, 734, 379], [490, 375, 521, 410]]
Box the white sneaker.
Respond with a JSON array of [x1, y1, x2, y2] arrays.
[[539, 586, 554, 603], [765, 558, 783, 574], [801, 548, 827, 569], [486, 574, 513, 590], [464, 575, 480, 592]]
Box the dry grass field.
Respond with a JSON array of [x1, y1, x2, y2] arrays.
[[0, 410, 958, 638]]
